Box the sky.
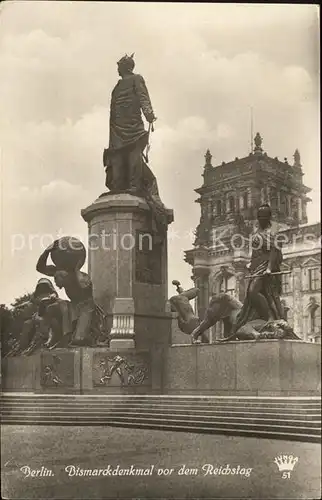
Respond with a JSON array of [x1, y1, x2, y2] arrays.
[[0, 1, 320, 305]]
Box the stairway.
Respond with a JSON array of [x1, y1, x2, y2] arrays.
[[1, 394, 321, 443]]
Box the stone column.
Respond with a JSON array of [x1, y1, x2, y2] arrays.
[[81, 193, 174, 349], [225, 193, 230, 213], [233, 251, 248, 302], [260, 187, 265, 204], [297, 198, 303, 222], [193, 267, 210, 323], [247, 187, 252, 206], [235, 271, 246, 302], [287, 195, 291, 216], [292, 265, 303, 339]]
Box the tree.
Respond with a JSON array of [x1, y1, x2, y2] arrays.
[[0, 293, 34, 356], [11, 293, 33, 307], [0, 304, 14, 355], [0, 304, 13, 331]]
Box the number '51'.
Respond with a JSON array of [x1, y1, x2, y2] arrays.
[[282, 472, 291, 479]]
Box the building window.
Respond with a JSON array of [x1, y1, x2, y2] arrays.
[[280, 194, 287, 215], [311, 310, 316, 334], [281, 272, 291, 294], [228, 196, 235, 213], [281, 300, 290, 322], [290, 198, 298, 220], [216, 200, 222, 215], [243, 192, 248, 209], [269, 188, 276, 209], [219, 275, 236, 296], [309, 268, 320, 291], [309, 309, 321, 343], [307, 297, 320, 342]]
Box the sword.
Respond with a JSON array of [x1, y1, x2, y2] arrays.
[[144, 120, 156, 164], [245, 271, 292, 279]]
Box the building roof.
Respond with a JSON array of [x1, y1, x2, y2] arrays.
[[196, 133, 310, 196]]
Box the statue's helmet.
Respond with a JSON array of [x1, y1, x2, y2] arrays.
[[117, 53, 135, 72], [34, 278, 57, 297], [257, 203, 272, 220]]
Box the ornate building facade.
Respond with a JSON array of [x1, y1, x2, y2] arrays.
[[185, 133, 321, 343]]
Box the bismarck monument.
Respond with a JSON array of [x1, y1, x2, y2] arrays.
[[2, 55, 320, 398]]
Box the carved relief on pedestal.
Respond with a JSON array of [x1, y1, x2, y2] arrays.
[[40, 352, 74, 388], [93, 352, 150, 387], [135, 230, 162, 284]]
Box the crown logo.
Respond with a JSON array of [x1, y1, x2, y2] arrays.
[[274, 455, 298, 472]]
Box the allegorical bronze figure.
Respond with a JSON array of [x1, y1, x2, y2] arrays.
[[231, 203, 285, 332], [188, 204, 300, 343], [36, 237, 107, 348], [169, 281, 209, 343], [5, 278, 59, 356]]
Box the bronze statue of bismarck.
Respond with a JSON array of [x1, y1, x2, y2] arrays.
[[103, 53, 157, 194]]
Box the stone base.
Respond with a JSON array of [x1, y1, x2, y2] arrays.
[[3, 340, 319, 396], [1, 346, 166, 394], [81, 192, 173, 352], [109, 339, 135, 349], [164, 340, 321, 396], [1, 348, 81, 393]]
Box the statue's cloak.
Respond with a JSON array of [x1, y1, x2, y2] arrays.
[[107, 73, 154, 153]]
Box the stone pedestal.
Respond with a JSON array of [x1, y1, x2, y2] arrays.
[[164, 340, 321, 396], [293, 265, 303, 339], [1, 346, 166, 394], [81, 193, 173, 350], [1, 348, 81, 393]]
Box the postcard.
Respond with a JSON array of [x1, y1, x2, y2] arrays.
[[1, 2, 320, 499]]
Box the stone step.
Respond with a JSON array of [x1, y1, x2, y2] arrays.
[[2, 419, 319, 443], [2, 397, 320, 408], [2, 394, 320, 443], [2, 399, 319, 410], [1, 394, 321, 403], [2, 415, 320, 439], [1, 406, 319, 421], [2, 405, 320, 417], [1, 408, 320, 427], [98, 421, 322, 444], [2, 394, 320, 401], [2, 406, 319, 420]]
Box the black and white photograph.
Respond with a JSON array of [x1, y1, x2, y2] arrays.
[[0, 2, 320, 499]]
